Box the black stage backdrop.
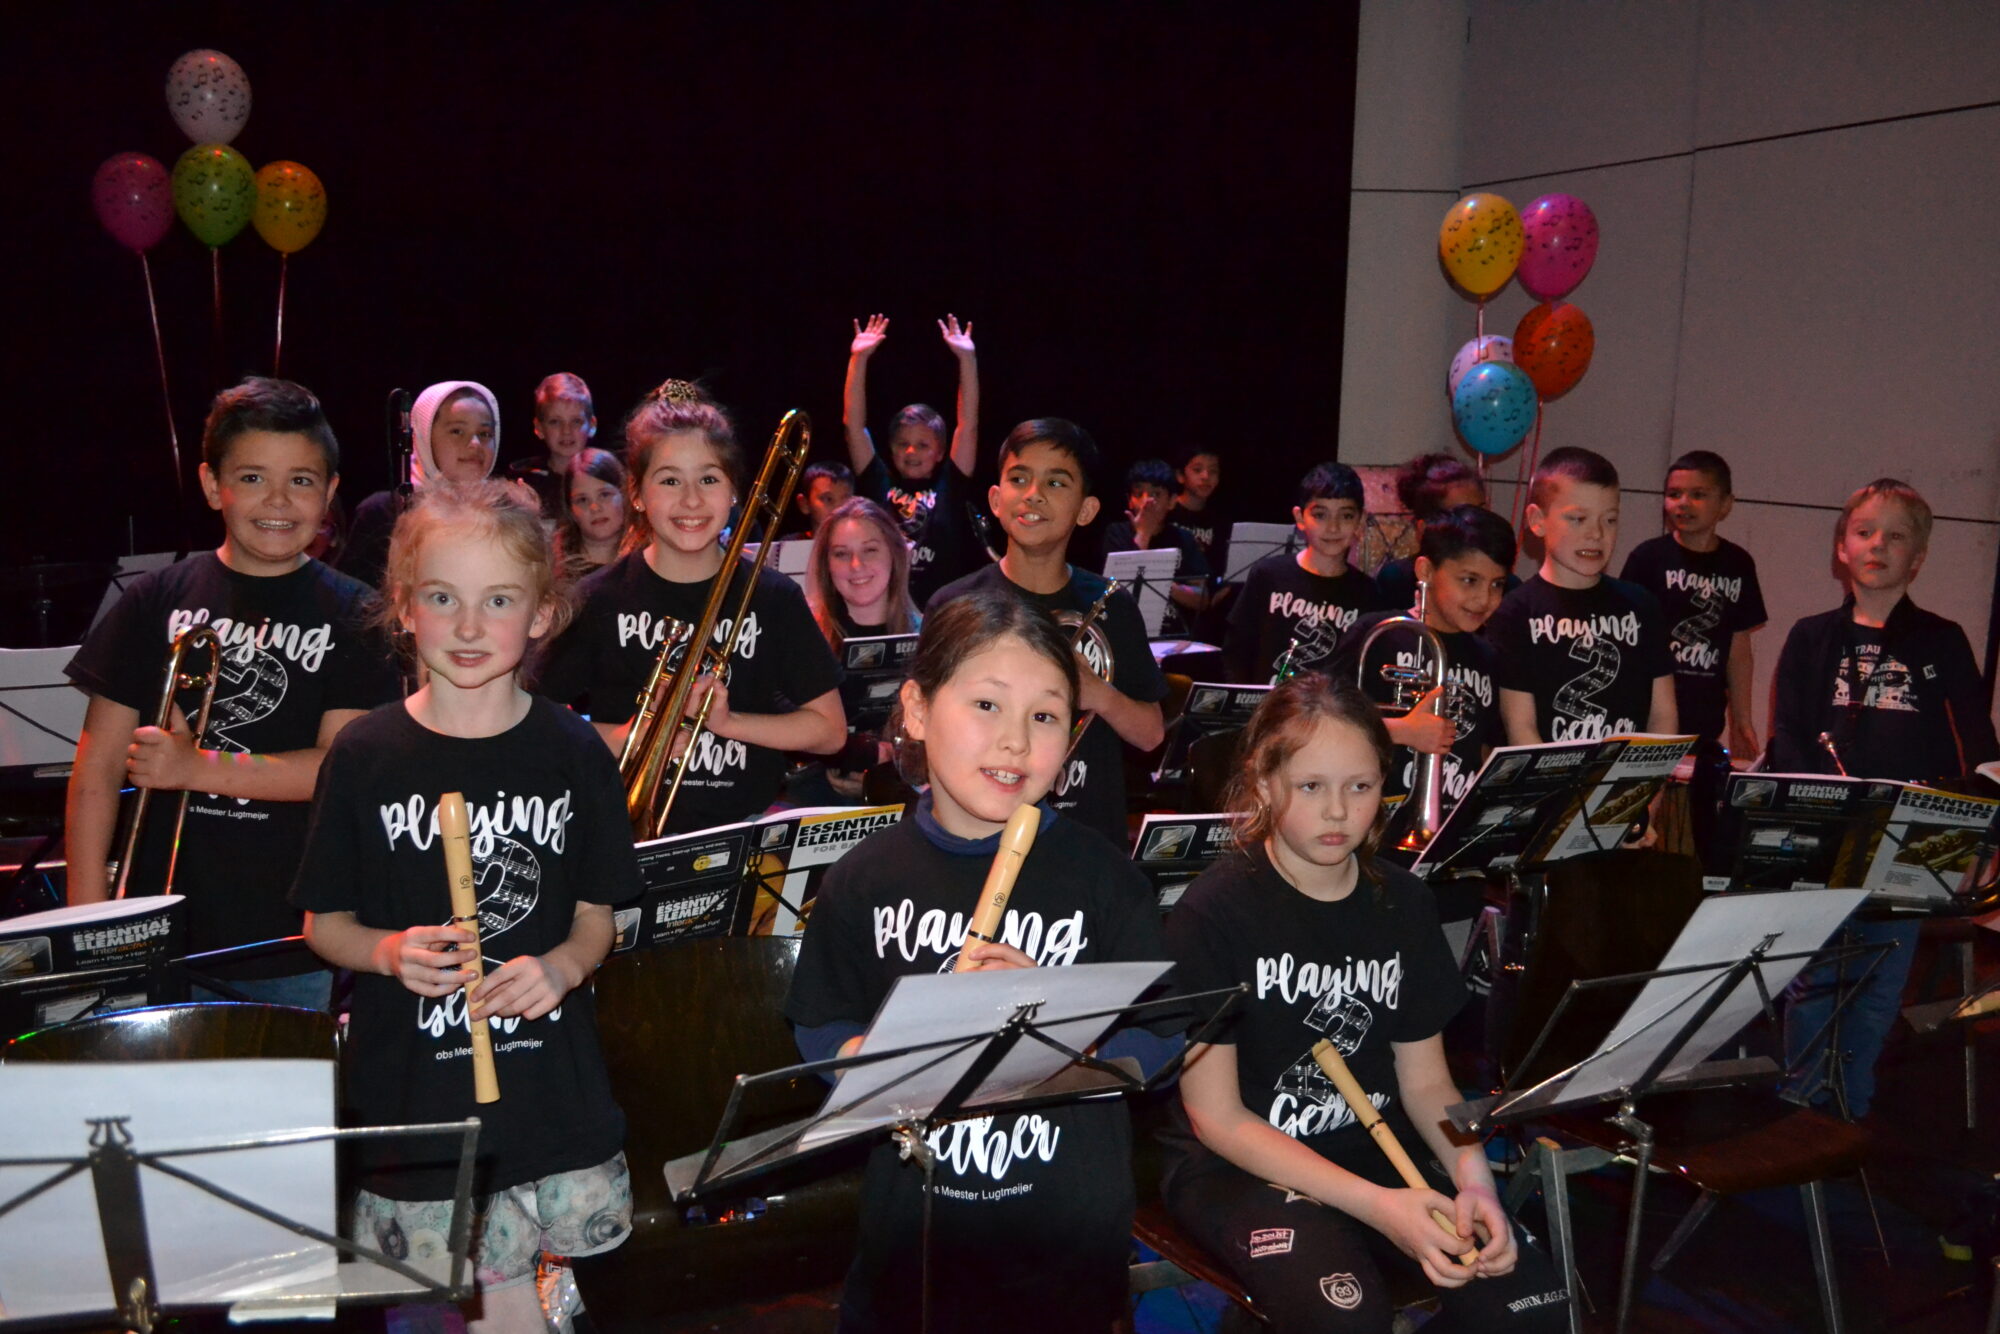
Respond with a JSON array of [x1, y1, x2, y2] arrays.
[[3, 3, 1357, 636]]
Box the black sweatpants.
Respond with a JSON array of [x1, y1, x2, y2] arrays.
[[1166, 1154, 1571, 1333]]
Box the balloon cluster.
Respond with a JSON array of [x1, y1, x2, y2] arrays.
[[88, 50, 327, 256], [1437, 192, 1600, 456]]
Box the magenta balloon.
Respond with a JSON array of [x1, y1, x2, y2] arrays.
[[1517, 194, 1600, 303], [92, 153, 175, 253]]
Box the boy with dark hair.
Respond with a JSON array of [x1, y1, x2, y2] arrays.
[[843, 313, 981, 603], [1619, 450, 1767, 866], [1332, 505, 1514, 833], [1168, 444, 1230, 572], [928, 419, 1168, 846], [1224, 461, 1383, 683], [1376, 451, 1493, 610], [64, 377, 401, 1007], [793, 459, 855, 538], [1486, 447, 1678, 743], [509, 371, 597, 518], [1099, 458, 1210, 636], [1772, 478, 1998, 1118]]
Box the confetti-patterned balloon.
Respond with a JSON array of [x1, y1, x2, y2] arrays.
[[1518, 194, 1600, 303], [166, 49, 251, 144], [1451, 360, 1538, 455], [1513, 302, 1596, 402], [1438, 193, 1523, 298], [173, 143, 256, 248], [1447, 334, 1513, 400], [252, 161, 327, 254], [92, 153, 174, 253]]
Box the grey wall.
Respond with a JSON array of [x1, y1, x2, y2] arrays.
[[1342, 0, 2000, 744]]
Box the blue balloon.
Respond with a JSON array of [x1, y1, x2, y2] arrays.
[[1451, 360, 1539, 455]]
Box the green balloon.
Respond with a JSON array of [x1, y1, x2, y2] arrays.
[[172, 143, 254, 247]]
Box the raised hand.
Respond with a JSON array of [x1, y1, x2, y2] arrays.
[[851, 313, 890, 357], [938, 313, 976, 358]]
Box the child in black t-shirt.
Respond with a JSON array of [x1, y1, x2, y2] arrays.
[[1098, 458, 1212, 637], [508, 372, 600, 520], [785, 590, 1182, 1334], [792, 459, 855, 539], [928, 419, 1168, 846], [65, 377, 399, 1007], [294, 481, 636, 1328], [1170, 444, 1235, 641], [535, 383, 846, 834], [1619, 451, 1767, 759], [1375, 452, 1491, 612], [553, 445, 637, 579], [1332, 505, 1513, 841], [790, 496, 924, 804], [842, 313, 982, 603], [1772, 479, 1999, 1119], [1225, 461, 1384, 683], [1486, 447, 1677, 744], [1161, 674, 1568, 1331]]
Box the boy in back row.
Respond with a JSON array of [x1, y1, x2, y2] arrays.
[[1223, 462, 1383, 683]]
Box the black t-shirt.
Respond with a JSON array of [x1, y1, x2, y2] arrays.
[[927, 563, 1168, 846], [1618, 535, 1767, 744], [783, 812, 1174, 1332], [535, 550, 843, 834], [66, 553, 401, 966], [337, 490, 398, 596], [1486, 574, 1674, 742], [859, 457, 972, 606], [1162, 848, 1464, 1186], [1167, 499, 1232, 577], [1224, 553, 1383, 684], [1098, 520, 1210, 637], [290, 698, 636, 1198], [1330, 611, 1499, 810]]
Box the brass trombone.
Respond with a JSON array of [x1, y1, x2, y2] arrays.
[[111, 626, 224, 898], [620, 410, 812, 839], [1057, 579, 1120, 763]]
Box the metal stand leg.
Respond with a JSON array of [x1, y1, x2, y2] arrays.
[[1539, 1142, 1588, 1334], [1801, 1180, 1845, 1334], [1963, 938, 1980, 1132], [1650, 1191, 1719, 1273], [1611, 1105, 1655, 1334]]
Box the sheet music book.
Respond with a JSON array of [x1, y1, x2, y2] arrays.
[[1154, 682, 1271, 783], [1101, 548, 1182, 636], [1723, 772, 2000, 906], [1723, 773, 1902, 891], [1221, 522, 1297, 583], [1410, 733, 1696, 876], [0, 896, 185, 1034], [738, 539, 813, 589], [624, 805, 908, 949], [1130, 813, 1241, 911], [837, 633, 920, 732]]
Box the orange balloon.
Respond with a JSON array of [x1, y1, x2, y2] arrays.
[[252, 160, 326, 255], [1438, 193, 1523, 298], [1512, 302, 1595, 401]]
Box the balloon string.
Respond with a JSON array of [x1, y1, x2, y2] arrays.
[[1513, 408, 1545, 532], [140, 252, 184, 506], [274, 253, 288, 375], [210, 246, 225, 388]]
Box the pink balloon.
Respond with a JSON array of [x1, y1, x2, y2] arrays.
[[1517, 194, 1600, 303], [1447, 334, 1514, 399], [92, 153, 175, 253], [166, 49, 251, 144]]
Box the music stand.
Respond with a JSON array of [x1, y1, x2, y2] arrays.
[[1101, 548, 1182, 637], [1219, 522, 1299, 584], [1449, 888, 1885, 1334], [662, 964, 1241, 1334], [0, 1059, 482, 1331]]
